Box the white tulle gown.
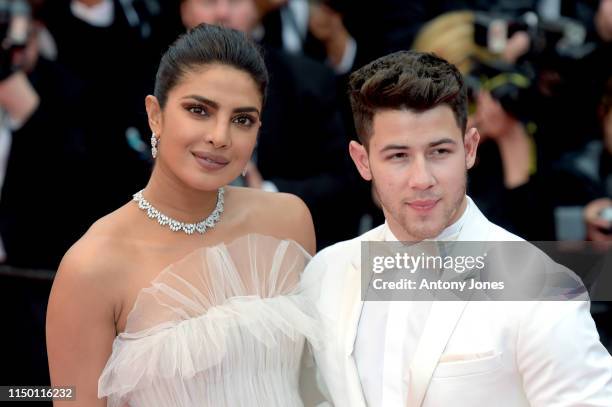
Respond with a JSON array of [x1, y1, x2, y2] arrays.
[[98, 234, 323, 407]]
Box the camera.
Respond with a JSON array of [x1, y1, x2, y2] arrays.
[[467, 10, 599, 122], [466, 57, 536, 123], [473, 11, 592, 62]]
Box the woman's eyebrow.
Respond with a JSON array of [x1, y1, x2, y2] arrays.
[[181, 95, 218, 108], [181, 95, 260, 116]]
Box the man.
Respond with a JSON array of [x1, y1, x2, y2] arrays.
[[303, 51, 612, 406]]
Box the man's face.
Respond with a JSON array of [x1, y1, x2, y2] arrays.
[[181, 0, 259, 32], [349, 106, 479, 241]]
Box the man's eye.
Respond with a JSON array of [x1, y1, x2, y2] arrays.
[[389, 153, 407, 160], [431, 149, 450, 156], [233, 115, 255, 127]]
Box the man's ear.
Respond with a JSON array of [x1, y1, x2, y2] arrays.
[[145, 95, 163, 136], [349, 140, 372, 181], [464, 127, 480, 169]]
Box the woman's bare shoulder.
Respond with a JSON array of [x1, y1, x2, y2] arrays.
[[57, 204, 137, 285], [227, 187, 316, 254], [46, 209, 132, 398]]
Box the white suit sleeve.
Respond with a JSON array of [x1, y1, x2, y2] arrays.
[[518, 300, 612, 406]]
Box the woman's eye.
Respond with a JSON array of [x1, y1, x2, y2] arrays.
[[187, 105, 208, 116], [233, 115, 255, 127]]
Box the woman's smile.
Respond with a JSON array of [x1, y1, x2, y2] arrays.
[[192, 151, 231, 171]]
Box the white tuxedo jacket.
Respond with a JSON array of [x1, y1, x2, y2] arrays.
[[302, 200, 612, 406]]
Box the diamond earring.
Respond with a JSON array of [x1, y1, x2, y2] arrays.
[[151, 133, 158, 158], [242, 166, 247, 177]]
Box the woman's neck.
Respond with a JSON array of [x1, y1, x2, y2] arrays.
[[142, 165, 221, 224]]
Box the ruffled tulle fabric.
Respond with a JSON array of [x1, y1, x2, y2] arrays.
[[98, 234, 323, 407]]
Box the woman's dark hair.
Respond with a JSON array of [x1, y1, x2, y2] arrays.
[[154, 24, 268, 108], [348, 51, 467, 146]]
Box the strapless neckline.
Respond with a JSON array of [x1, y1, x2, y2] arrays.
[[118, 233, 312, 333]]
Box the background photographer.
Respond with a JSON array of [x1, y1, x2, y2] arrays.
[[468, 0, 612, 160], [467, 59, 558, 240]]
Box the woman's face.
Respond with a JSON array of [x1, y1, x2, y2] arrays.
[[147, 63, 262, 191]]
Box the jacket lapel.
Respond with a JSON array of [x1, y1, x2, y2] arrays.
[[340, 224, 387, 406], [343, 224, 387, 356]]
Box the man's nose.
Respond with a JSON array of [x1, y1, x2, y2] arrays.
[[408, 156, 435, 190]]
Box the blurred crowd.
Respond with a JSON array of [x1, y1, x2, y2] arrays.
[[0, 0, 611, 271], [0, 0, 610, 389]]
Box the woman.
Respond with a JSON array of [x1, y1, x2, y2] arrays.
[[46, 24, 320, 406]]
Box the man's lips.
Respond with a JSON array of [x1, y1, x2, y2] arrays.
[[406, 199, 439, 212], [192, 151, 230, 170]]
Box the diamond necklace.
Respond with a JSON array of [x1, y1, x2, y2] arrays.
[[132, 188, 224, 235]]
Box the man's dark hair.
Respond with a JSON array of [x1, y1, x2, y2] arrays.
[[154, 24, 268, 109], [348, 51, 467, 145]]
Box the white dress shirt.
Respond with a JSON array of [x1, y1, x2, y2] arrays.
[[354, 197, 475, 407]]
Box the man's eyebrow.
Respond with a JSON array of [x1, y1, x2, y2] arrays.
[[379, 138, 457, 153], [429, 138, 457, 147], [380, 144, 409, 153]]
